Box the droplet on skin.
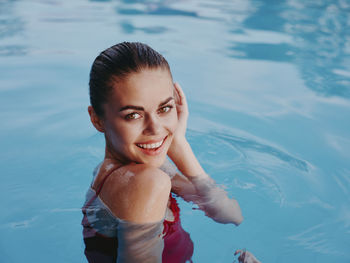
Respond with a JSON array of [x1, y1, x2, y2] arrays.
[[119, 170, 135, 184], [105, 163, 114, 171]]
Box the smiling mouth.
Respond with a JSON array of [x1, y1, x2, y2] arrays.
[[136, 137, 166, 150]]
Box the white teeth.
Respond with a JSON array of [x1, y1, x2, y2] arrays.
[[137, 139, 164, 149]]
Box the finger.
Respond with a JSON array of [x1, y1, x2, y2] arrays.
[[174, 82, 186, 106], [238, 251, 246, 262], [173, 82, 182, 105], [235, 250, 244, 263], [173, 83, 181, 105]]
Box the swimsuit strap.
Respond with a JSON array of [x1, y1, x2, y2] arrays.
[[95, 165, 122, 196], [83, 165, 122, 210]]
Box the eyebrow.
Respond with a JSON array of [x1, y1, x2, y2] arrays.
[[119, 97, 174, 112]]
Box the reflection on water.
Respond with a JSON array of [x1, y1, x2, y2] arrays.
[[284, 0, 350, 98], [120, 21, 168, 34], [229, 42, 293, 62], [117, 5, 199, 18], [0, 0, 26, 56], [0, 1, 24, 38], [0, 45, 27, 56], [229, 0, 350, 98]]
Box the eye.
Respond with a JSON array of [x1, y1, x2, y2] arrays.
[[158, 105, 173, 114], [125, 112, 141, 120]]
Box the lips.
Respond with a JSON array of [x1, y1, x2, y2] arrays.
[[136, 138, 164, 149], [136, 136, 167, 155]]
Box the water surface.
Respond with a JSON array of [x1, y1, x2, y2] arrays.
[[1, 0, 350, 262]]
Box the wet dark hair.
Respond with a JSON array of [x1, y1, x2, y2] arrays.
[[89, 42, 171, 117]]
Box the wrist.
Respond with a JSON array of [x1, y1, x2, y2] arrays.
[[167, 135, 188, 157], [167, 136, 205, 178]]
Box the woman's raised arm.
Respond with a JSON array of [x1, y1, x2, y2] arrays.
[[167, 83, 243, 225]]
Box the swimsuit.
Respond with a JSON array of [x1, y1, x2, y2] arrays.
[[81, 164, 194, 263]]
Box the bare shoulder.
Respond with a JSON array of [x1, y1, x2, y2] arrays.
[[100, 164, 171, 223], [128, 163, 171, 184]]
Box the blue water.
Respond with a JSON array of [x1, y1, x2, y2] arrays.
[[1, 0, 350, 262]]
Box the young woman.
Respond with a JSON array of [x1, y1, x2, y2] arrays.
[[81, 42, 245, 263]]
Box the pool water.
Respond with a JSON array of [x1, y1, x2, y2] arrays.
[[1, 0, 350, 262]]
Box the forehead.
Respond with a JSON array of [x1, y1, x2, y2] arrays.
[[110, 68, 174, 107]]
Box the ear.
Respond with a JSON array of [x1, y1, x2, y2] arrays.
[[88, 106, 105, 132]]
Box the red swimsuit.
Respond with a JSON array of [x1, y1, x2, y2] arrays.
[[162, 194, 194, 263]]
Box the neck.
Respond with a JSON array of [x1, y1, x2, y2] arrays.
[[104, 144, 131, 166]]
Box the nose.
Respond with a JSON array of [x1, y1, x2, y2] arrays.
[[142, 114, 161, 135]]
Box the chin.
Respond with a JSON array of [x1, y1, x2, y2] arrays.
[[133, 136, 172, 167], [142, 155, 167, 168]]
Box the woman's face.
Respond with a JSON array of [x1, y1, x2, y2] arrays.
[[102, 68, 178, 167]]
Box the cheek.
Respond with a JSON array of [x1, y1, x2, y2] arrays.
[[105, 122, 136, 147], [117, 125, 140, 145], [167, 112, 178, 132]]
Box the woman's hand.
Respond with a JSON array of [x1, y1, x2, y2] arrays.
[[234, 250, 261, 263], [167, 82, 205, 178], [173, 82, 188, 140], [168, 82, 189, 158]]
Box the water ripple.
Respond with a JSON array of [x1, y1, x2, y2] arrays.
[[117, 6, 199, 18], [209, 130, 309, 172], [0, 45, 27, 56], [120, 21, 168, 34], [288, 222, 348, 257], [188, 128, 312, 206]]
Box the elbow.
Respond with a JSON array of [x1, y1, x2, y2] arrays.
[[208, 208, 244, 225], [234, 202, 244, 226], [228, 198, 243, 226], [200, 197, 245, 226], [211, 213, 244, 225], [234, 214, 244, 226]]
